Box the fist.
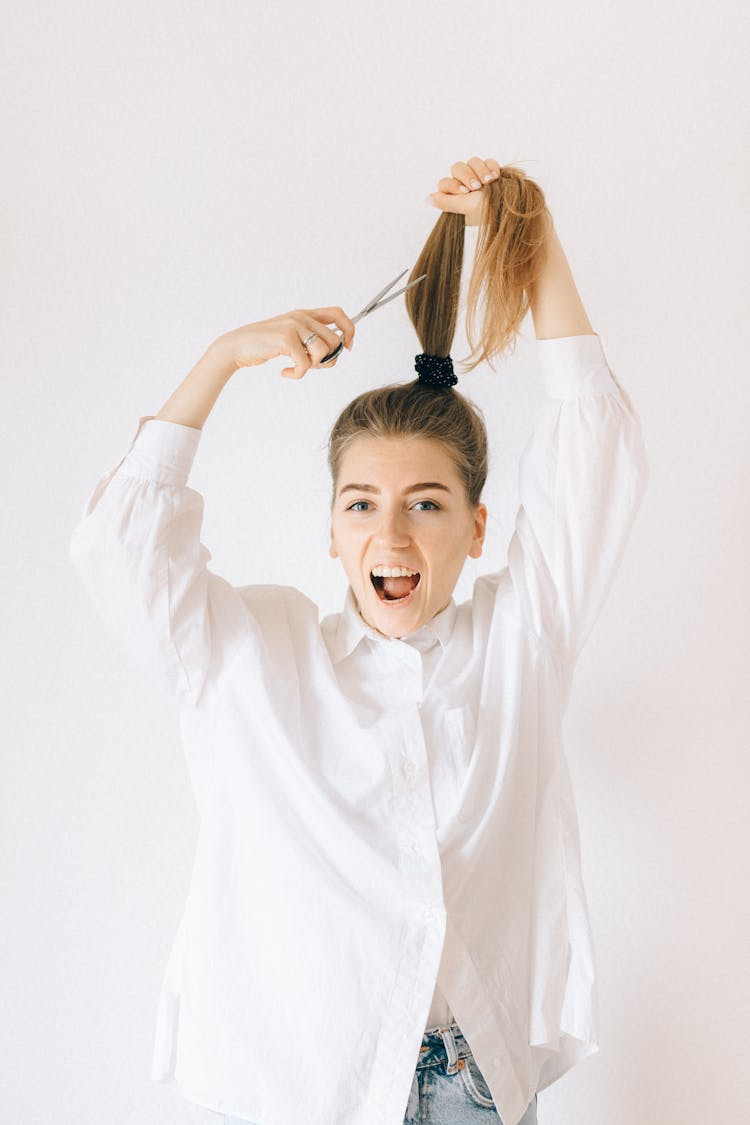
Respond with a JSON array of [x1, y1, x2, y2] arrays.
[[216, 307, 355, 380], [426, 156, 502, 226]]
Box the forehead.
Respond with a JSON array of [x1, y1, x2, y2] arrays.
[[338, 435, 458, 480]]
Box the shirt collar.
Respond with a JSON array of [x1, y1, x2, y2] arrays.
[[330, 585, 457, 664]]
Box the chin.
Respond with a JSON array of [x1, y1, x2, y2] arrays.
[[371, 604, 429, 638]]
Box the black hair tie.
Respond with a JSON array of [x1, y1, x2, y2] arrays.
[[415, 353, 458, 390]]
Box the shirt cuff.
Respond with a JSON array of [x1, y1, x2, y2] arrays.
[[117, 416, 203, 486], [536, 333, 619, 399]]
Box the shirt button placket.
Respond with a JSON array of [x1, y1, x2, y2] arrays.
[[394, 674, 438, 889]]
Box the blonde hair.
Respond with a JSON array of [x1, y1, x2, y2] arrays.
[[327, 164, 549, 509]]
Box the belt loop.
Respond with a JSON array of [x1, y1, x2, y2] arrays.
[[438, 1025, 459, 1074]]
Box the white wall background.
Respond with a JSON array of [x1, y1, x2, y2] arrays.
[[2, 1, 748, 1122]]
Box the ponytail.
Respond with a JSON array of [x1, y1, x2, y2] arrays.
[[406, 164, 550, 371]]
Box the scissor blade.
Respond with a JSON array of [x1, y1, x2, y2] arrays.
[[352, 269, 409, 322], [360, 272, 426, 316], [353, 274, 427, 324]]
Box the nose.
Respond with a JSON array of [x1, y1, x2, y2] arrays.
[[375, 508, 412, 547]]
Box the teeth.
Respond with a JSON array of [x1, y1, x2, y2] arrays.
[[370, 566, 420, 578]]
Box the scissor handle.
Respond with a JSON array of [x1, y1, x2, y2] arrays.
[[318, 337, 345, 366]]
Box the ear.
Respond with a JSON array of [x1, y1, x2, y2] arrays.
[[329, 524, 338, 559], [468, 503, 488, 560]]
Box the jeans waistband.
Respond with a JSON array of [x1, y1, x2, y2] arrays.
[[418, 1022, 473, 1075]]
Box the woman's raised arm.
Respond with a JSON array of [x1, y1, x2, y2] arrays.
[[525, 213, 594, 340], [424, 154, 648, 668], [154, 307, 356, 429], [69, 305, 355, 707]]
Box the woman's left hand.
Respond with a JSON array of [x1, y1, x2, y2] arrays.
[[426, 156, 501, 225]]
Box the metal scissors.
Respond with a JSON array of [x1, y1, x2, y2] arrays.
[[317, 268, 427, 365]]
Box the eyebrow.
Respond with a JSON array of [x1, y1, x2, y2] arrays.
[[338, 481, 452, 497]]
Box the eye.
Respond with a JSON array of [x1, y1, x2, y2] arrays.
[[345, 499, 441, 513]]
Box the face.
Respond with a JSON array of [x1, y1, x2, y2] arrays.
[[329, 435, 487, 639]]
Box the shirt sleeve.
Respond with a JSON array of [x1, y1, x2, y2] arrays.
[[68, 415, 255, 708], [506, 333, 649, 668]]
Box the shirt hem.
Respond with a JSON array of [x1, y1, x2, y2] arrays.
[[152, 1072, 272, 1125]]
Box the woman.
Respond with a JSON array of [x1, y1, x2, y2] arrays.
[[69, 155, 649, 1125]]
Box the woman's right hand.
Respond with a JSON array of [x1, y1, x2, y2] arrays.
[[215, 307, 356, 380]]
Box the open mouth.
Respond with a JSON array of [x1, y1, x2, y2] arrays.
[[370, 571, 421, 604]]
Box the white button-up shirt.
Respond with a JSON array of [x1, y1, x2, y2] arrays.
[[69, 331, 649, 1125]]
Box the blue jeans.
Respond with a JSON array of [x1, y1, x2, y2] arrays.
[[223, 1020, 538, 1124]]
